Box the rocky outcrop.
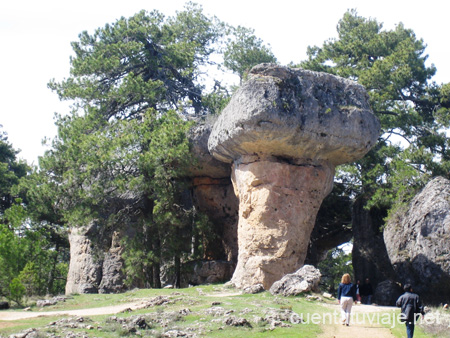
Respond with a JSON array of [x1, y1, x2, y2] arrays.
[[352, 196, 397, 293], [65, 224, 103, 294], [384, 176, 450, 304], [373, 280, 403, 306], [209, 64, 380, 289], [184, 260, 235, 285], [66, 224, 127, 295], [66, 123, 238, 295], [269, 265, 321, 296], [188, 122, 239, 262]]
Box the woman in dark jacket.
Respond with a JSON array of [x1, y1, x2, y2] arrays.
[[337, 273, 357, 326]]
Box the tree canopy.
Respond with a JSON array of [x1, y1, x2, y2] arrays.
[[300, 9, 450, 214]]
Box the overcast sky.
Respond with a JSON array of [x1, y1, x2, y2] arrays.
[[1, 0, 448, 165]]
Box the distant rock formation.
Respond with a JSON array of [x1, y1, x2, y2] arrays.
[[65, 224, 107, 294], [384, 176, 450, 304], [209, 64, 380, 289], [65, 123, 238, 295], [352, 196, 397, 293]]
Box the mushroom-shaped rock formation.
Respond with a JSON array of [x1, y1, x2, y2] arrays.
[[208, 64, 380, 289]]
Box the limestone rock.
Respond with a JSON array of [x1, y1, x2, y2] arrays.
[[192, 177, 238, 262], [269, 265, 321, 296], [99, 231, 126, 294], [208, 64, 379, 289], [186, 260, 235, 285], [384, 176, 450, 303], [373, 280, 403, 306], [188, 122, 231, 178], [242, 284, 265, 294], [230, 158, 334, 289], [65, 224, 102, 294], [208, 63, 379, 165]]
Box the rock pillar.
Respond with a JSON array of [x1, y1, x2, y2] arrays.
[[230, 157, 334, 288]]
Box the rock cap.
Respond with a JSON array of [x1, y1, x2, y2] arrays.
[[208, 64, 380, 165]]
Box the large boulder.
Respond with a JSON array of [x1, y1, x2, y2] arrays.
[[269, 265, 321, 296], [209, 64, 379, 289], [373, 280, 403, 306], [384, 176, 450, 304]]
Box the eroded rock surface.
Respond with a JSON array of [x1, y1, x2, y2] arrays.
[[209, 64, 379, 289], [65, 225, 103, 294], [269, 265, 321, 296], [384, 176, 450, 303], [230, 157, 334, 289]]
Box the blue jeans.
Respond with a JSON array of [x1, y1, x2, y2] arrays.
[[406, 322, 415, 338]]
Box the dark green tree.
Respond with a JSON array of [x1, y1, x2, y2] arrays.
[[41, 3, 243, 289], [0, 127, 28, 215], [300, 9, 450, 215], [48, 2, 223, 118], [223, 26, 277, 83]]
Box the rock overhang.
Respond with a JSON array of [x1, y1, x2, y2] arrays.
[[208, 64, 380, 166]]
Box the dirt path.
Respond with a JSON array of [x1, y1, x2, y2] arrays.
[[0, 301, 143, 322], [0, 291, 241, 322], [318, 303, 398, 338]]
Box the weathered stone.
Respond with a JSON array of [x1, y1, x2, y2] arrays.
[[269, 265, 321, 296], [384, 176, 450, 304], [208, 64, 379, 165], [65, 224, 102, 294], [223, 316, 252, 327], [186, 260, 235, 285], [373, 280, 403, 306], [36, 299, 58, 307], [231, 158, 334, 289], [209, 64, 379, 289], [99, 231, 126, 294], [191, 177, 238, 262], [242, 284, 265, 294], [188, 122, 231, 178]]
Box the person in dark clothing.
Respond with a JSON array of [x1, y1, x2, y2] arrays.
[[396, 284, 424, 338], [337, 273, 357, 326], [359, 277, 373, 304]]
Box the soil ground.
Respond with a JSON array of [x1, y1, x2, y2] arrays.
[[0, 295, 398, 337], [318, 303, 398, 338]]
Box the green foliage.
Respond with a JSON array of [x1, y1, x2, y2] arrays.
[[224, 26, 277, 83], [0, 127, 28, 214], [8, 278, 25, 306], [40, 3, 280, 290], [300, 9, 450, 218], [48, 2, 224, 118], [318, 247, 353, 295], [0, 201, 67, 304]]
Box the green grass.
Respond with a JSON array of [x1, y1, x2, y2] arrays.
[[0, 285, 334, 338]]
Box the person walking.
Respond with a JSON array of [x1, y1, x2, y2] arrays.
[[360, 277, 373, 304], [396, 284, 424, 338], [337, 273, 357, 326]]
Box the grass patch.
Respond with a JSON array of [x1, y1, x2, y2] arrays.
[[0, 285, 329, 337]]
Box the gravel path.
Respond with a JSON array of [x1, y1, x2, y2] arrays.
[[318, 303, 398, 338]]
